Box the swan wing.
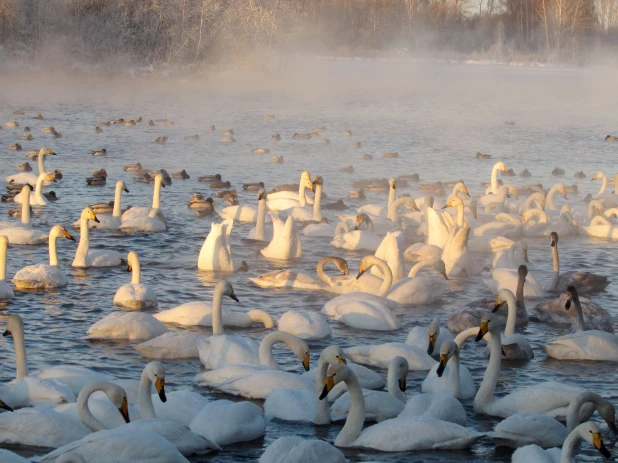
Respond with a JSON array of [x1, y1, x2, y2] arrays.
[[398, 394, 467, 426], [488, 413, 566, 448], [540, 330, 618, 360], [134, 332, 206, 359], [344, 343, 435, 370]]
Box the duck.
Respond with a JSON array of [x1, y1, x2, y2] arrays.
[[552, 167, 565, 176], [260, 214, 302, 260], [81, 181, 129, 230], [86, 176, 106, 185], [267, 171, 315, 211], [252, 147, 270, 153], [187, 193, 213, 210], [121, 173, 167, 232], [574, 171, 586, 178], [292, 132, 312, 139], [87, 311, 168, 341], [319, 363, 483, 450], [198, 219, 248, 272], [520, 169, 531, 177], [605, 134, 618, 141], [124, 162, 143, 172], [154, 136, 168, 144], [272, 133, 281, 141], [4, 120, 18, 127], [95, 126, 104, 133], [72, 207, 122, 268], [184, 135, 200, 141], [476, 152, 491, 159], [331, 214, 382, 252], [12, 225, 74, 289], [172, 170, 190, 179], [220, 136, 235, 143], [113, 251, 158, 310], [7, 143, 22, 151], [0, 186, 47, 244], [243, 182, 264, 191], [91, 149, 107, 156]]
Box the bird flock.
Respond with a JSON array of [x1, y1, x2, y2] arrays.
[[1, 110, 618, 463]]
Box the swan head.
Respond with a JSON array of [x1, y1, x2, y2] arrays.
[[436, 341, 458, 377], [320, 363, 352, 400], [118, 180, 129, 193], [550, 231, 559, 247], [313, 176, 323, 188], [39, 147, 56, 156], [580, 422, 611, 458], [426, 318, 441, 355], [105, 383, 130, 424], [564, 285, 579, 310], [354, 213, 372, 231], [81, 207, 100, 223], [21, 184, 33, 195], [389, 178, 396, 189], [475, 313, 499, 342], [433, 260, 448, 280], [154, 173, 166, 188], [591, 172, 603, 181], [356, 255, 373, 279], [145, 361, 166, 402], [507, 185, 519, 199], [443, 197, 463, 209], [496, 162, 509, 172], [558, 183, 567, 198], [320, 346, 347, 365], [51, 225, 75, 241], [424, 195, 434, 208], [3, 314, 24, 339], [0, 398, 13, 412], [301, 171, 314, 192], [257, 189, 267, 201], [218, 280, 239, 302], [493, 288, 517, 313], [127, 251, 139, 272], [328, 257, 349, 276], [391, 356, 409, 391]]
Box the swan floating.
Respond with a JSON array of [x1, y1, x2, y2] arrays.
[[113, 251, 158, 309], [72, 207, 122, 268], [14, 172, 56, 206], [121, 173, 167, 232], [198, 219, 247, 272], [0, 185, 48, 245], [260, 214, 302, 260]]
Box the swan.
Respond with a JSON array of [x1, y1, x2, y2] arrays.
[[545, 231, 609, 293], [120, 173, 167, 232], [484, 263, 545, 298], [403, 242, 442, 263], [87, 312, 168, 341], [522, 208, 551, 236], [489, 391, 617, 448], [247, 189, 273, 241], [5, 147, 56, 185], [264, 346, 348, 424], [478, 185, 511, 209], [319, 363, 483, 450], [322, 256, 401, 331], [493, 240, 528, 269], [388, 196, 420, 223], [77, 181, 129, 230], [357, 178, 396, 218], [545, 183, 567, 211], [330, 356, 408, 422], [278, 310, 332, 340], [12, 225, 75, 290], [540, 286, 618, 360], [198, 219, 248, 272], [113, 251, 157, 309], [0, 236, 14, 299], [134, 332, 208, 359], [289, 175, 324, 222], [371, 230, 405, 283], [441, 219, 480, 278], [249, 256, 348, 292], [331, 214, 382, 252], [266, 171, 314, 211], [406, 317, 454, 355], [397, 392, 467, 426], [511, 422, 611, 463], [72, 207, 122, 268], [343, 340, 435, 370], [473, 313, 593, 420], [490, 288, 534, 360], [387, 259, 449, 305], [260, 214, 302, 260], [259, 436, 346, 463], [591, 171, 617, 201], [14, 172, 55, 206], [0, 185, 48, 244], [486, 161, 510, 194], [0, 449, 32, 463], [219, 202, 259, 223], [427, 197, 465, 249], [1, 314, 76, 407]]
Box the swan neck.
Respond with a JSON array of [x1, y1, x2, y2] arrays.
[[138, 368, 156, 419], [35, 174, 46, 201], [113, 183, 123, 217], [0, 239, 7, 281], [21, 191, 31, 225], [37, 154, 45, 175], [49, 232, 59, 266], [255, 198, 266, 240], [211, 282, 224, 335], [491, 165, 499, 194], [561, 427, 584, 462], [387, 363, 406, 402], [258, 332, 291, 370], [313, 183, 323, 221], [334, 221, 350, 236], [547, 185, 558, 210], [76, 218, 90, 256], [565, 392, 601, 432], [448, 350, 461, 398], [474, 330, 501, 413], [77, 383, 107, 432], [572, 296, 586, 332], [11, 321, 28, 379], [387, 184, 396, 216], [454, 327, 480, 347], [335, 372, 365, 447], [598, 174, 607, 195], [314, 354, 331, 424], [373, 257, 392, 297], [615, 174, 618, 195], [316, 257, 336, 286], [152, 177, 162, 209], [551, 244, 560, 273], [504, 292, 517, 336], [298, 181, 307, 207], [408, 260, 432, 278]]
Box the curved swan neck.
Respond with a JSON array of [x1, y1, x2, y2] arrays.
[[152, 176, 162, 209], [211, 281, 225, 335], [496, 213, 519, 225], [565, 392, 603, 432], [387, 361, 406, 402], [561, 426, 586, 462], [524, 192, 544, 212], [336, 371, 365, 447], [11, 319, 28, 379], [77, 382, 108, 432], [49, 231, 59, 267], [366, 256, 392, 296], [515, 272, 526, 316], [454, 327, 480, 347], [138, 368, 156, 419], [259, 331, 302, 369], [0, 238, 7, 281], [503, 291, 517, 336], [112, 182, 124, 218], [474, 328, 501, 413], [334, 221, 350, 236], [247, 310, 274, 328], [527, 209, 549, 223], [313, 182, 323, 221], [597, 173, 608, 195], [255, 197, 266, 240], [615, 174, 618, 195], [408, 260, 433, 278], [316, 256, 343, 286], [588, 200, 604, 218]]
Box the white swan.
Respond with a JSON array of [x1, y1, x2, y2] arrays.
[[406, 317, 454, 355], [14, 172, 55, 206], [12, 225, 74, 290], [249, 256, 348, 292], [1, 314, 76, 408], [121, 173, 167, 232], [545, 183, 567, 211], [113, 251, 157, 309], [0, 236, 14, 299], [397, 392, 467, 426], [493, 240, 528, 269], [387, 259, 449, 305], [357, 178, 396, 218], [278, 310, 332, 340], [330, 356, 408, 422], [521, 208, 551, 236], [247, 189, 273, 241], [260, 214, 302, 260], [427, 197, 465, 249], [266, 171, 314, 211], [259, 436, 346, 463], [511, 422, 611, 463], [319, 363, 483, 450], [5, 147, 56, 185], [331, 214, 382, 252], [198, 219, 247, 272], [489, 391, 616, 448], [76, 181, 129, 230], [372, 230, 405, 283], [344, 340, 435, 371], [290, 175, 324, 222], [540, 286, 618, 360], [87, 312, 168, 341], [0, 185, 47, 244], [441, 219, 480, 278], [489, 288, 534, 360], [322, 256, 401, 331], [582, 214, 618, 240], [485, 263, 544, 298], [72, 207, 122, 268], [486, 161, 510, 194], [473, 313, 593, 420]]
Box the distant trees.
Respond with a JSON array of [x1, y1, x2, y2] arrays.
[[0, 0, 617, 68]]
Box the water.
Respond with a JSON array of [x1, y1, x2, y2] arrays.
[[1, 60, 618, 462]]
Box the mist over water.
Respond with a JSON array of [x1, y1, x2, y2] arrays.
[[1, 61, 618, 462]]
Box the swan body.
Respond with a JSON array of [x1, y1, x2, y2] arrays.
[[344, 343, 435, 370], [189, 400, 265, 446], [331, 215, 382, 252], [398, 393, 467, 426], [259, 436, 346, 463], [220, 204, 258, 222], [406, 317, 454, 355], [121, 173, 167, 232], [113, 251, 158, 309], [261, 214, 302, 260], [134, 332, 207, 359], [485, 268, 544, 298], [404, 243, 442, 263], [72, 207, 122, 268], [0, 185, 48, 245], [387, 259, 449, 305], [198, 219, 246, 272], [532, 292, 613, 333], [87, 312, 168, 341], [278, 311, 332, 340], [266, 171, 314, 211], [35, 365, 109, 397], [289, 175, 324, 222], [12, 225, 74, 289], [154, 303, 273, 329]]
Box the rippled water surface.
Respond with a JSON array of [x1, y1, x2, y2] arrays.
[[1, 61, 618, 462]]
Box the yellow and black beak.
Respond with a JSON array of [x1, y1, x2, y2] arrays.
[[593, 432, 611, 458], [155, 377, 166, 402], [65, 231, 75, 241], [118, 397, 130, 423], [319, 374, 335, 400], [398, 378, 407, 392], [308, 181, 315, 192], [503, 165, 509, 172], [48, 175, 56, 182], [412, 201, 420, 212], [565, 292, 572, 310], [124, 187, 130, 193], [356, 264, 366, 280], [475, 321, 489, 342], [442, 201, 451, 209], [493, 297, 506, 313], [2, 329, 11, 338], [337, 356, 347, 364], [229, 289, 239, 302], [302, 352, 310, 371], [464, 188, 471, 197], [437, 353, 448, 377], [427, 334, 437, 355], [91, 213, 100, 223], [49, 150, 56, 155], [0, 399, 13, 412]]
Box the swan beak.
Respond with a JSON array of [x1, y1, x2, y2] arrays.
[[464, 188, 470, 197], [427, 334, 437, 355], [319, 374, 335, 400], [91, 213, 100, 223], [593, 432, 611, 458], [65, 231, 75, 241], [302, 353, 310, 371], [155, 377, 166, 402], [2, 329, 11, 337], [502, 165, 509, 172], [442, 201, 451, 209], [229, 290, 239, 302], [475, 321, 489, 342], [412, 201, 420, 212], [356, 266, 366, 280], [398, 378, 407, 392], [493, 299, 506, 313], [437, 354, 448, 377], [118, 398, 130, 423], [127, 264, 132, 272], [308, 181, 315, 192], [48, 175, 56, 182], [521, 216, 526, 223], [550, 235, 557, 247], [337, 356, 347, 364], [49, 150, 56, 155], [124, 187, 130, 193], [0, 400, 13, 412]]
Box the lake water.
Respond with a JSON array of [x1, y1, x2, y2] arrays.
[[1, 60, 617, 462]]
